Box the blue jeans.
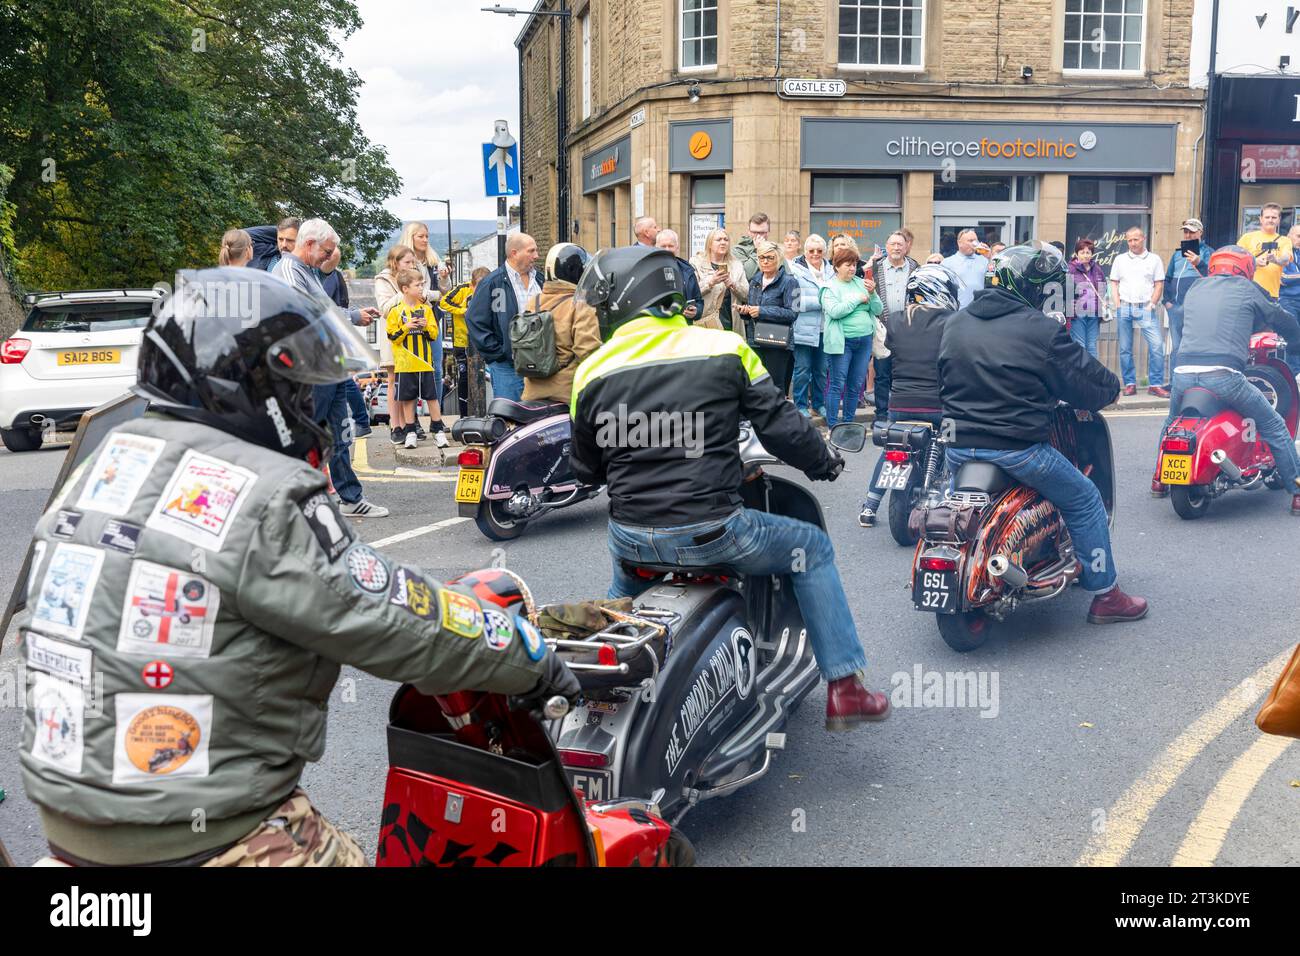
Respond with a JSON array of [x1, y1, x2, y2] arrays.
[[312, 382, 363, 504], [344, 378, 372, 437], [1160, 368, 1300, 491], [946, 444, 1117, 593], [792, 342, 828, 414], [1117, 304, 1165, 388], [605, 509, 868, 681], [825, 335, 873, 426], [488, 360, 524, 403], [1164, 303, 1184, 384], [1070, 316, 1100, 359], [1281, 298, 1300, 376]]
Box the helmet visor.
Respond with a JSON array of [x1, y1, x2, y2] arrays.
[[572, 254, 611, 311], [268, 295, 375, 385]]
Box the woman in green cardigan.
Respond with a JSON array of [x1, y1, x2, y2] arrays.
[[818, 246, 883, 426]]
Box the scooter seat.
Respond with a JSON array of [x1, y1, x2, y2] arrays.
[[953, 461, 1015, 496], [488, 397, 569, 424], [1174, 386, 1229, 419]]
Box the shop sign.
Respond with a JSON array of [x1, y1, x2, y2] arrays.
[[669, 119, 733, 172], [781, 78, 846, 98], [582, 135, 632, 194], [1242, 144, 1300, 180]]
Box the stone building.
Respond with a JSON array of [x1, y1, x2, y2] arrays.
[[516, 0, 1204, 268]]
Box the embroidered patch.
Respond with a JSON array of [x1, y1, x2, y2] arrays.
[[145, 450, 257, 551], [141, 659, 174, 690], [76, 432, 166, 516], [387, 566, 437, 619], [25, 632, 93, 687], [516, 615, 546, 661], [30, 672, 85, 774], [482, 608, 513, 651], [113, 693, 212, 783], [99, 519, 142, 555], [52, 510, 82, 538], [345, 544, 390, 594], [31, 543, 104, 641], [300, 492, 353, 562], [440, 589, 483, 639], [117, 560, 219, 659]]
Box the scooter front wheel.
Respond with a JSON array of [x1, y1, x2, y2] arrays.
[[886, 484, 920, 547], [475, 499, 528, 541], [936, 610, 993, 652], [657, 827, 696, 867], [1170, 484, 1212, 520]]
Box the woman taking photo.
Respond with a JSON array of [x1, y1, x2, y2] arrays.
[[818, 247, 882, 426], [690, 228, 749, 332], [739, 240, 800, 395], [1067, 238, 1106, 358]]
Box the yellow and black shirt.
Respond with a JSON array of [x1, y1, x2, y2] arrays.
[[386, 302, 438, 373]]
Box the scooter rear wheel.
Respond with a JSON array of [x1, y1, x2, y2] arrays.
[[658, 826, 696, 867], [1170, 484, 1212, 520], [936, 610, 993, 652], [475, 499, 527, 540]]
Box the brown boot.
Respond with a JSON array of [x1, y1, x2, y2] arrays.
[[1291, 493, 1300, 516], [1150, 477, 1168, 498], [1087, 586, 1149, 624], [826, 674, 890, 731]]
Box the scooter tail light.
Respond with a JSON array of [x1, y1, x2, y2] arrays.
[[457, 449, 484, 467], [558, 749, 609, 769], [0, 338, 31, 364], [885, 449, 910, 463], [1162, 437, 1192, 453], [919, 556, 958, 572]]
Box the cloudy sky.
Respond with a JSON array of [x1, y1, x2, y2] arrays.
[[343, 1, 526, 223]]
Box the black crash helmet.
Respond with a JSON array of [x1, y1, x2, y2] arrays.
[[906, 263, 962, 312], [573, 246, 686, 339], [989, 241, 1067, 312], [134, 267, 374, 465], [545, 242, 590, 284]]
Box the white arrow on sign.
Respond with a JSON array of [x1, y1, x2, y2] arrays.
[[489, 119, 516, 194]]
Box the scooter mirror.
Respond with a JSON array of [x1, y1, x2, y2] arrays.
[[829, 422, 868, 453]]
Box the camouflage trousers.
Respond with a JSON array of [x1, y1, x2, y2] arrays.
[[202, 789, 367, 868]]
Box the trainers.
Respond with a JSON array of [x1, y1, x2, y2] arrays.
[[416, 426, 428, 441], [1086, 585, 1149, 624], [433, 430, 449, 448], [1150, 477, 1168, 498], [858, 506, 877, 527], [389, 425, 406, 445], [404, 430, 418, 449], [1148, 385, 1170, 399], [825, 674, 890, 731], [1123, 384, 1137, 397], [341, 499, 389, 518]]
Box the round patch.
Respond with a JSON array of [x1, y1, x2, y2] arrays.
[[141, 659, 174, 690], [731, 627, 756, 701], [133, 619, 153, 638], [483, 608, 512, 651], [124, 705, 201, 776], [182, 579, 205, 601], [346, 544, 390, 594], [516, 615, 546, 661]]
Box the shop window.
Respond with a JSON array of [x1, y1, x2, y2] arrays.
[[810, 175, 902, 255], [838, 0, 925, 70], [681, 0, 718, 71], [1063, 0, 1145, 74], [1066, 176, 1151, 269], [933, 175, 1012, 203], [689, 176, 725, 260]]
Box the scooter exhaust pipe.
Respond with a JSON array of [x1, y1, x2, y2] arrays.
[[1210, 448, 1243, 482], [988, 554, 1029, 589]]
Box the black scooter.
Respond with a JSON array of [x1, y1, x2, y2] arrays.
[[451, 398, 602, 541]]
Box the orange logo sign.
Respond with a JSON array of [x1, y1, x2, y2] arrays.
[[689, 131, 713, 160]]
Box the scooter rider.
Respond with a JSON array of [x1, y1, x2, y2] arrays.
[[568, 246, 892, 730], [938, 242, 1150, 624], [17, 268, 578, 867], [1151, 246, 1300, 514], [860, 263, 961, 527]]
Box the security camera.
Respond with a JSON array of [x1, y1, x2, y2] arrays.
[[1021, 65, 1034, 80]]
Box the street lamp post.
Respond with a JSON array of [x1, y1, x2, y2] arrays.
[[411, 196, 454, 282]]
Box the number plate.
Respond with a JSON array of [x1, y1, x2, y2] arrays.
[[913, 569, 958, 614], [876, 460, 913, 491], [1159, 454, 1192, 485], [58, 349, 120, 366], [455, 468, 484, 503], [565, 768, 613, 803]]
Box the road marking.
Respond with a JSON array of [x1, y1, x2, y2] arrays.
[[1076, 646, 1294, 867], [369, 516, 468, 548], [1171, 734, 1294, 867]]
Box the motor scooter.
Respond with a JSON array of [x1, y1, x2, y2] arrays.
[[1156, 332, 1299, 519], [870, 417, 949, 546], [451, 398, 603, 541]]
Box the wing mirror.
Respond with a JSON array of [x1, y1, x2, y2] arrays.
[[829, 422, 868, 453]]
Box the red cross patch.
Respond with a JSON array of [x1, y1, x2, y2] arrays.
[[141, 659, 174, 690]]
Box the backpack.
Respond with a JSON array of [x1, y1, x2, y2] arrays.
[[510, 306, 562, 378]]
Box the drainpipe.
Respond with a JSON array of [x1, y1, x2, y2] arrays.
[[1199, 0, 1221, 235], [773, 0, 781, 76]]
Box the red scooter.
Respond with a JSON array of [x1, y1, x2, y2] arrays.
[[1156, 332, 1299, 519]]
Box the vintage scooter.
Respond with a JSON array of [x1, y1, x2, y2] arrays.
[[1156, 331, 1299, 519], [377, 427, 823, 864], [451, 398, 602, 541], [833, 408, 1115, 652]]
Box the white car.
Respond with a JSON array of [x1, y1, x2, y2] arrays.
[[0, 289, 163, 452]]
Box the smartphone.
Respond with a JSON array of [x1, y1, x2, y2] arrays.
[[1180, 239, 1200, 257], [1261, 241, 1279, 253]]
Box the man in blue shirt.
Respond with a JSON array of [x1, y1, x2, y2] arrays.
[[942, 229, 990, 310], [1162, 218, 1213, 383]]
